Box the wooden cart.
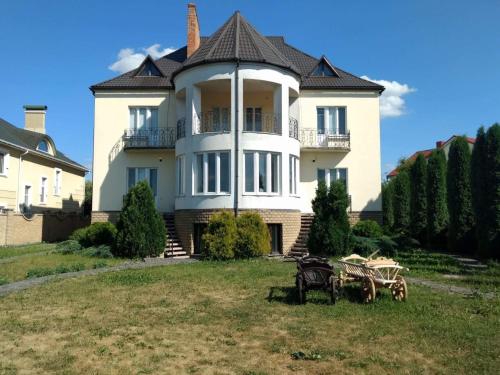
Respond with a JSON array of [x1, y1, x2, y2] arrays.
[[337, 251, 408, 303], [293, 256, 337, 304]]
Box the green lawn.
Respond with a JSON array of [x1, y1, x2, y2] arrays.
[[0, 244, 125, 284], [0, 257, 498, 374]]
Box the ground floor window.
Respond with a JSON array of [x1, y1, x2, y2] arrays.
[[127, 167, 158, 197], [317, 168, 347, 190], [289, 155, 299, 195], [176, 156, 185, 196], [23, 185, 31, 209], [40, 177, 47, 204], [268, 224, 282, 255], [194, 151, 230, 194], [193, 223, 208, 255], [244, 151, 280, 194]]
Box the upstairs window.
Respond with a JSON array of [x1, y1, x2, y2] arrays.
[[136, 60, 162, 77], [311, 61, 336, 77], [244, 107, 262, 132], [37, 140, 49, 152], [129, 107, 158, 130], [127, 167, 158, 197], [317, 168, 348, 190], [316, 107, 346, 135]]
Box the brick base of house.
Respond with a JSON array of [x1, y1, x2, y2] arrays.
[[348, 211, 383, 225], [174, 209, 301, 255], [91, 211, 120, 224]]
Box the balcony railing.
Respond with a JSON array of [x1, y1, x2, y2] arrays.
[[289, 116, 299, 140], [243, 112, 281, 135], [194, 111, 231, 134], [299, 128, 350, 150], [176, 118, 186, 140], [123, 127, 176, 149]]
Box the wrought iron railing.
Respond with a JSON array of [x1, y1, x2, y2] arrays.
[[176, 118, 186, 140], [122, 127, 176, 149], [289, 116, 299, 140], [299, 128, 350, 150], [243, 112, 281, 135], [194, 111, 231, 134]]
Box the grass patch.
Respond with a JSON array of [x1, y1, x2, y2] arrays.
[[0, 258, 498, 374], [0, 243, 55, 259]]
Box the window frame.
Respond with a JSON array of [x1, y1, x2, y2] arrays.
[[244, 107, 263, 132], [126, 167, 158, 198], [40, 176, 48, 204], [176, 155, 185, 196], [129, 107, 159, 130], [243, 151, 281, 195], [317, 168, 348, 191], [289, 155, 299, 196], [316, 106, 347, 135], [54, 168, 62, 196], [193, 151, 231, 196], [0, 148, 9, 177]]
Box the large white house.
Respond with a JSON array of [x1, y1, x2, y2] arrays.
[[91, 4, 384, 256]]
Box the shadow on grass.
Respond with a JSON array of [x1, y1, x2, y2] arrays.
[[267, 286, 339, 305]]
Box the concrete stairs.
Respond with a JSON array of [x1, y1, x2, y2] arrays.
[[163, 214, 189, 259], [289, 214, 313, 256]]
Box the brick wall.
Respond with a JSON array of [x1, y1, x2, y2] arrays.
[[348, 211, 383, 225], [0, 211, 89, 246], [174, 209, 301, 255], [91, 211, 120, 224]]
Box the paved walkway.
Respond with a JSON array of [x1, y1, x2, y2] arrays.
[[0, 257, 197, 297]]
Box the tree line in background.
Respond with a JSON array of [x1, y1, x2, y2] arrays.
[[383, 123, 499, 259]]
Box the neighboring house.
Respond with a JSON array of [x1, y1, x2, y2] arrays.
[[0, 106, 87, 213], [91, 4, 384, 256], [387, 135, 476, 180]]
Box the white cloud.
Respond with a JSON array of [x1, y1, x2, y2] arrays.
[[361, 76, 416, 118], [108, 44, 176, 74]]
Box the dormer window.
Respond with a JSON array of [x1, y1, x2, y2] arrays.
[[310, 57, 339, 77], [136, 60, 162, 77], [37, 140, 49, 152]]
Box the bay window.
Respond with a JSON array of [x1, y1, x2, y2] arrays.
[[289, 155, 299, 195], [316, 107, 346, 135], [127, 167, 158, 197], [244, 151, 280, 194], [176, 156, 185, 196], [317, 168, 348, 190], [194, 151, 230, 195]]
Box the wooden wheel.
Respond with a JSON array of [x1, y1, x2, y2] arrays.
[[329, 276, 337, 304], [362, 277, 376, 303], [296, 274, 306, 304], [391, 275, 408, 302]]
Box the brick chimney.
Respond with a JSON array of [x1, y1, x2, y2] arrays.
[[23, 105, 47, 134], [436, 141, 444, 149], [187, 3, 200, 58]]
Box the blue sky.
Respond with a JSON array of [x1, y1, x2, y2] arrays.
[[1, 0, 499, 178]]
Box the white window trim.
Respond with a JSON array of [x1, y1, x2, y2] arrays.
[[23, 183, 32, 208], [176, 156, 185, 197], [39, 176, 48, 205], [289, 155, 299, 197], [243, 151, 281, 196], [193, 151, 231, 196], [54, 168, 62, 196], [126, 167, 159, 198], [129, 107, 159, 130], [318, 168, 348, 192], [0, 148, 9, 177], [317, 106, 347, 135]]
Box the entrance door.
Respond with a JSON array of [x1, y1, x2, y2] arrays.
[[268, 224, 282, 255]]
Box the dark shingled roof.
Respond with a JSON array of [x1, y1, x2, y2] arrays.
[[91, 12, 383, 93], [0, 118, 87, 171]]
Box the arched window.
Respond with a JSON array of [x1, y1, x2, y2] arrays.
[[37, 140, 49, 152]]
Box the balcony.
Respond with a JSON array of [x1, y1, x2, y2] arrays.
[[123, 127, 176, 149], [299, 129, 350, 150], [289, 116, 299, 140], [243, 112, 281, 135], [194, 111, 231, 134]]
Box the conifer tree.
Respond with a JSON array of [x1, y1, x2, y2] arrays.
[[426, 149, 448, 248], [410, 154, 427, 244], [471, 127, 488, 256], [392, 170, 411, 234], [485, 124, 500, 259], [382, 181, 394, 230], [447, 137, 475, 253]]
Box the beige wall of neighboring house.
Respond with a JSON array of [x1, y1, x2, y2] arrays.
[[0, 144, 85, 212]]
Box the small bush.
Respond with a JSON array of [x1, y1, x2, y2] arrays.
[[202, 211, 237, 260], [235, 212, 271, 258], [70, 222, 117, 248], [26, 267, 54, 278], [391, 234, 420, 251], [351, 235, 378, 256], [377, 236, 398, 257], [352, 220, 383, 238], [81, 245, 114, 258], [55, 240, 82, 254], [0, 277, 8, 286], [93, 261, 108, 269]]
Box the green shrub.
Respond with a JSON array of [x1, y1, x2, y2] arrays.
[[93, 261, 108, 269], [377, 236, 398, 257], [55, 240, 82, 254], [115, 181, 166, 258], [391, 234, 420, 251], [70, 222, 117, 248], [352, 220, 383, 238], [235, 212, 271, 258], [0, 277, 8, 286], [202, 211, 237, 260], [351, 235, 378, 256], [81, 245, 114, 258], [26, 267, 54, 278], [308, 182, 351, 256]]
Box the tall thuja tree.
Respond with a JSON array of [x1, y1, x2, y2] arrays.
[[410, 154, 427, 244], [485, 124, 500, 259], [447, 137, 475, 253], [308, 181, 350, 255], [426, 149, 448, 249], [471, 127, 488, 256], [382, 181, 394, 231], [392, 170, 411, 234]]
